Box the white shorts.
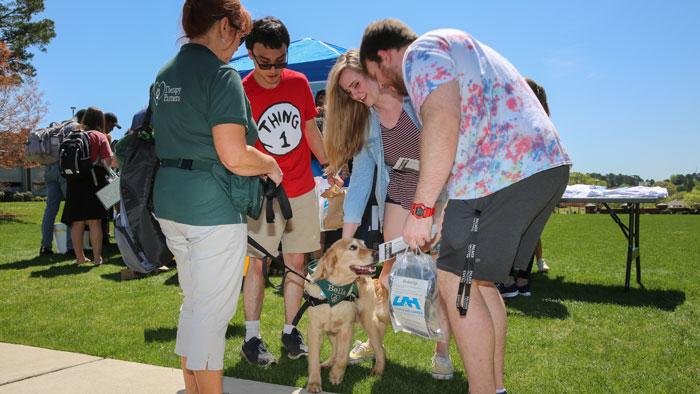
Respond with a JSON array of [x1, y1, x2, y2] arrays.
[[157, 218, 247, 371]]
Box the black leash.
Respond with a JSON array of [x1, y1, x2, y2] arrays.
[[457, 208, 481, 316], [246, 236, 310, 290], [263, 178, 293, 224]]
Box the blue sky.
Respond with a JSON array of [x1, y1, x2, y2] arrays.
[[31, 0, 700, 181]]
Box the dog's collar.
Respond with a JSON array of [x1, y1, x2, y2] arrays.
[[308, 262, 359, 307]]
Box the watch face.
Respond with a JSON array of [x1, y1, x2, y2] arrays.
[[415, 206, 424, 216]]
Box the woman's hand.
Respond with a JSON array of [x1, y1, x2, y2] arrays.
[[327, 173, 344, 188], [267, 163, 283, 186]]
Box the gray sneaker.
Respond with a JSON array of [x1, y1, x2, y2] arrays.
[[240, 337, 277, 366], [281, 327, 308, 359]]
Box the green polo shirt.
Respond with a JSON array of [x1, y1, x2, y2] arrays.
[[151, 43, 258, 226]]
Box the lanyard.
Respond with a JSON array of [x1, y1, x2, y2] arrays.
[[457, 208, 481, 316]]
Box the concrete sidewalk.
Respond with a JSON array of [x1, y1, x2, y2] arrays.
[[0, 343, 335, 394]]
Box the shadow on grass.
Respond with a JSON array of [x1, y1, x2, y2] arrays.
[[367, 360, 467, 394], [27, 247, 123, 278], [0, 217, 30, 225], [0, 254, 65, 270], [29, 262, 96, 277], [505, 275, 685, 318], [223, 357, 468, 394], [98, 266, 176, 283], [144, 324, 244, 343], [164, 272, 179, 286]]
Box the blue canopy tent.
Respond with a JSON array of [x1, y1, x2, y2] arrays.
[[229, 37, 347, 96]]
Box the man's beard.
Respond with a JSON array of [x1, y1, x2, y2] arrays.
[[382, 63, 408, 96]]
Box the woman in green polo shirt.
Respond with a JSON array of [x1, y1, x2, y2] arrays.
[[151, 2, 282, 393]]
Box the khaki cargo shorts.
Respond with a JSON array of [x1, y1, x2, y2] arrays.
[[246, 188, 321, 257]]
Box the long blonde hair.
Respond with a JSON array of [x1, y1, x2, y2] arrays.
[[324, 49, 371, 174]]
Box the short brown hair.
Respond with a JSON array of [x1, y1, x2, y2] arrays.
[[525, 78, 550, 116], [181, 0, 252, 40], [81, 107, 105, 132], [360, 18, 417, 65]]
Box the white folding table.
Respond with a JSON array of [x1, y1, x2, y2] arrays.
[[559, 197, 658, 291]]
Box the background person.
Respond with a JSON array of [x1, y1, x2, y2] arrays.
[[360, 19, 571, 394], [239, 16, 341, 367], [151, 2, 281, 394], [39, 112, 83, 257], [60, 107, 113, 266], [102, 112, 121, 245], [324, 48, 453, 380], [498, 78, 554, 298]]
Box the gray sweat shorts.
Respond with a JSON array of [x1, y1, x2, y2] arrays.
[[437, 165, 570, 283]]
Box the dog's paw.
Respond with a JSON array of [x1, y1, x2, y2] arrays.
[[306, 381, 322, 393], [370, 367, 384, 376], [329, 368, 345, 385]]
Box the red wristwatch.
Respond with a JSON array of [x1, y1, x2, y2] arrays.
[[411, 203, 435, 219]]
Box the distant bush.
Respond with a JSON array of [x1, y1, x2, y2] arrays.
[[0, 191, 4, 201]]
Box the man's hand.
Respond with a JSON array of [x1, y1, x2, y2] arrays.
[[402, 214, 433, 250]]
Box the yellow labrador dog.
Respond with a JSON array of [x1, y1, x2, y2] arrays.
[[305, 238, 390, 393]]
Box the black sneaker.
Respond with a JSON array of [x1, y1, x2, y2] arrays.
[[240, 337, 277, 366], [497, 282, 518, 298], [281, 327, 308, 359], [40, 246, 53, 256], [518, 284, 531, 296], [64, 249, 76, 258]]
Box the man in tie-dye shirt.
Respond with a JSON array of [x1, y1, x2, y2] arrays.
[[361, 19, 571, 394]]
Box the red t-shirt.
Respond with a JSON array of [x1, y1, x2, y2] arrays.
[[87, 131, 113, 165], [242, 69, 318, 198]]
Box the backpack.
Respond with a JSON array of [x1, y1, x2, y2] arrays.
[[118, 104, 173, 271], [114, 200, 159, 273], [25, 120, 79, 164], [59, 130, 93, 181]]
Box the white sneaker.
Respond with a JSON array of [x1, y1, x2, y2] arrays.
[[431, 354, 454, 380], [349, 340, 375, 364], [537, 258, 550, 273]]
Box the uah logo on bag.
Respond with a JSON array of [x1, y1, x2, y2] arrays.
[[256, 102, 302, 155], [392, 296, 421, 310], [153, 81, 182, 106]]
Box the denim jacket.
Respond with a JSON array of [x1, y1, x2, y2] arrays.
[[343, 97, 420, 229]]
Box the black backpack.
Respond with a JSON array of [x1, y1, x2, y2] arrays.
[[59, 130, 92, 181], [118, 104, 173, 270]]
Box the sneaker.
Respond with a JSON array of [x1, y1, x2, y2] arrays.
[[39, 246, 53, 256], [431, 354, 454, 380], [349, 340, 375, 364], [64, 249, 76, 258], [497, 282, 518, 298], [537, 258, 550, 273], [240, 337, 277, 366], [281, 327, 308, 359], [517, 284, 532, 296]]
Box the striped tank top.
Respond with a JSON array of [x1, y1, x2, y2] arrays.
[[381, 109, 420, 210]]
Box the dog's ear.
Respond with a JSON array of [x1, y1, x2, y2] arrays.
[[313, 252, 336, 281]]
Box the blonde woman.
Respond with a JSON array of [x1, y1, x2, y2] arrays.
[[324, 49, 453, 380]]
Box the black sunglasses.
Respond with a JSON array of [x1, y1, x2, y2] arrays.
[[214, 15, 246, 46], [250, 51, 288, 70]]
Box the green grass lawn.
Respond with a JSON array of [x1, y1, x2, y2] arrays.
[[1, 201, 699, 393]]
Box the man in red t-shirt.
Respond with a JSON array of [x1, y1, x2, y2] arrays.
[[239, 17, 341, 366]]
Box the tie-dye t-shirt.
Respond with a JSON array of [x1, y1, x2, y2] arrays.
[[403, 29, 571, 199]]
